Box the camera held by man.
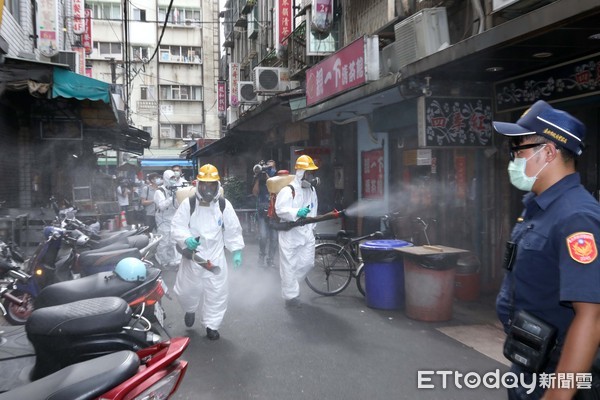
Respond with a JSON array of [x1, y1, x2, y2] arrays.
[[253, 161, 273, 176]]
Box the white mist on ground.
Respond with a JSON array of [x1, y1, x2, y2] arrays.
[[228, 250, 283, 309]]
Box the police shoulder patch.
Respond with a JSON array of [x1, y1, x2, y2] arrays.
[[566, 232, 598, 264]]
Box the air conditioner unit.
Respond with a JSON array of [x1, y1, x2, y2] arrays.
[[380, 42, 401, 76], [238, 81, 258, 103], [227, 106, 239, 125], [394, 8, 449, 69], [51, 51, 77, 71], [254, 67, 290, 93]]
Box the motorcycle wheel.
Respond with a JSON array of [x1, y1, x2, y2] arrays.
[[2, 290, 34, 325]]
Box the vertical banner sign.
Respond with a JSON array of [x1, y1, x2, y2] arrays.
[[72, 0, 85, 34], [455, 156, 467, 200], [218, 81, 227, 116], [361, 148, 384, 199], [75, 47, 86, 75], [229, 63, 240, 107], [82, 8, 93, 54], [277, 0, 292, 45], [37, 0, 60, 57], [85, 67, 93, 78]]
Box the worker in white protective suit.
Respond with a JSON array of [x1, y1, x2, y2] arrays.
[[154, 169, 181, 269], [171, 164, 244, 340], [275, 154, 319, 308]]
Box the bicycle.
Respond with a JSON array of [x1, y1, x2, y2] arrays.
[[305, 230, 383, 296]]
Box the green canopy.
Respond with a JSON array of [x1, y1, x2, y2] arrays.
[[52, 67, 111, 103]]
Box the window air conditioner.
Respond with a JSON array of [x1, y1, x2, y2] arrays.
[[51, 51, 77, 71], [254, 67, 290, 93], [394, 8, 449, 69], [238, 81, 258, 103]]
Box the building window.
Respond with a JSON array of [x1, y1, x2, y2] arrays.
[[159, 85, 203, 101], [95, 42, 122, 55], [6, 0, 21, 22], [158, 45, 201, 63], [158, 7, 201, 25], [90, 2, 121, 20], [132, 46, 149, 61], [160, 124, 203, 139], [133, 8, 146, 22]]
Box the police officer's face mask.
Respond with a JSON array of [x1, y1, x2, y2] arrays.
[[507, 145, 548, 192]]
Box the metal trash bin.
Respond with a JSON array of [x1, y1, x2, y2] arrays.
[[360, 240, 412, 310], [397, 245, 468, 322]]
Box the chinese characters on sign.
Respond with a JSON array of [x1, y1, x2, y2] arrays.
[[218, 81, 227, 116], [37, 0, 59, 57], [418, 97, 493, 147], [306, 36, 378, 106], [229, 63, 240, 107], [361, 148, 384, 199], [82, 8, 93, 54], [277, 0, 292, 45], [72, 0, 85, 34], [495, 54, 600, 112]]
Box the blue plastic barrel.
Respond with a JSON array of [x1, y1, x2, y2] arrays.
[[360, 240, 412, 310]]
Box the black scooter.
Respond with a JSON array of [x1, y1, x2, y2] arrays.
[[0, 295, 162, 392]]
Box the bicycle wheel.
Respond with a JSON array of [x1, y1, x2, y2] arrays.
[[355, 263, 366, 296], [305, 243, 354, 296]]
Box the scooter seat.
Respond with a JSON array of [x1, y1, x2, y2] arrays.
[[0, 350, 139, 400], [126, 234, 150, 250], [26, 297, 131, 337], [88, 230, 139, 249], [78, 248, 142, 276], [35, 271, 140, 309], [79, 242, 131, 256]]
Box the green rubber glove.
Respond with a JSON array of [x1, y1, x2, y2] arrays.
[[232, 250, 243, 270], [296, 206, 310, 219], [185, 237, 200, 251]]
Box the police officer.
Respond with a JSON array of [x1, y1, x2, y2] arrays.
[[494, 100, 600, 399]]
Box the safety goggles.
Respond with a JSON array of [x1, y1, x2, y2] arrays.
[[509, 143, 544, 161]]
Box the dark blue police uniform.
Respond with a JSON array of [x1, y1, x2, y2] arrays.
[[496, 172, 600, 399]]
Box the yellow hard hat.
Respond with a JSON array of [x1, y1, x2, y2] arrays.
[[197, 164, 220, 181], [295, 155, 318, 171]]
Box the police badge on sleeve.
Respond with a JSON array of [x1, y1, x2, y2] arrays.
[[566, 232, 598, 264]]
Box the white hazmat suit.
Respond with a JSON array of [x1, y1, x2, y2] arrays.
[[275, 170, 318, 300], [171, 187, 244, 330], [154, 170, 181, 268]]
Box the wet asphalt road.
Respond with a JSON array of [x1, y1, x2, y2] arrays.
[[160, 241, 508, 400]]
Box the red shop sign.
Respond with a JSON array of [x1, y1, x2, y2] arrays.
[[361, 148, 384, 199]]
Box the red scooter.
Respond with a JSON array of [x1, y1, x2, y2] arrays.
[[0, 337, 189, 400]]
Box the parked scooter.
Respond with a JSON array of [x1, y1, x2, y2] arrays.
[[0, 292, 187, 399], [2, 249, 168, 329], [0, 337, 189, 400]]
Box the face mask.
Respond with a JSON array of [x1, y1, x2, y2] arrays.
[[154, 178, 163, 185], [169, 179, 177, 186], [507, 145, 548, 192], [173, 171, 181, 178]]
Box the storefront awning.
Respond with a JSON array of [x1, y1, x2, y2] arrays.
[[52, 67, 111, 103], [191, 132, 262, 158], [140, 159, 194, 167]]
